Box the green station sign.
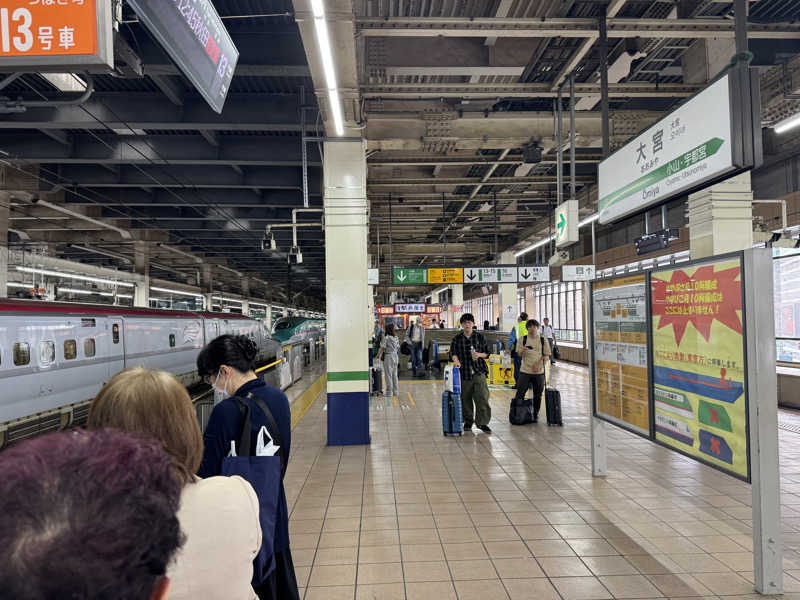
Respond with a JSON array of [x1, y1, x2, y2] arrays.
[[393, 267, 428, 285]]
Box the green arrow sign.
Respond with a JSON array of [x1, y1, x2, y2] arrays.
[[393, 267, 427, 285], [557, 212, 566, 238]]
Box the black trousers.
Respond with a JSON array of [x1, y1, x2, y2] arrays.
[[513, 372, 545, 418], [254, 548, 300, 600]]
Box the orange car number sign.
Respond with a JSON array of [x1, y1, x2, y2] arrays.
[[0, 1, 97, 57]]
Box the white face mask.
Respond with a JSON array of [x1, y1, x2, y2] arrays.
[[212, 368, 230, 405]]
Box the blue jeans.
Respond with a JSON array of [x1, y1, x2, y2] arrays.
[[411, 342, 423, 375]]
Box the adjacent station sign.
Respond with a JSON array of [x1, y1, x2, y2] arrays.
[[127, 0, 239, 114], [598, 74, 736, 225], [650, 255, 749, 480], [394, 265, 551, 285], [0, 0, 114, 70], [562, 265, 596, 282], [592, 274, 651, 436], [555, 200, 579, 248]]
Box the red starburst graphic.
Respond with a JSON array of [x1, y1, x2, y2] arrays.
[[651, 265, 742, 345]]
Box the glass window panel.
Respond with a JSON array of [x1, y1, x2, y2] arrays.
[[567, 290, 575, 329], [112, 323, 120, 344], [84, 338, 96, 358], [40, 341, 55, 365], [64, 340, 77, 360], [14, 342, 30, 366], [774, 256, 800, 339]]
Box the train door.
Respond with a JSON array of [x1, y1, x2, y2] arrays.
[[108, 318, 125, 379]]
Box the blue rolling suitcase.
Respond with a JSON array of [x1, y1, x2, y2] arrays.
[[442, 390, 463, 436], [442, 365, 463, 436]]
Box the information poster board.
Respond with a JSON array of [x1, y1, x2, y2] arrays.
[[591, 274, 650, 436], [650, 254, 750, 481]]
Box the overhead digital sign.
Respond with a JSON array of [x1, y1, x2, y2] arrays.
[[127, 0, 239, 114], [0, 0, 113, 71]]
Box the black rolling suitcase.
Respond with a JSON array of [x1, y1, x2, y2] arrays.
[[371, 366, 382, 395], [545, 387, 563, 426]]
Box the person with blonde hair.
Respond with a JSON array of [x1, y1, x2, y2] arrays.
[[88, 367, 262, 600]]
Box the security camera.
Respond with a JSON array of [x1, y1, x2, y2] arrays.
[[548, 250, 570, 267]]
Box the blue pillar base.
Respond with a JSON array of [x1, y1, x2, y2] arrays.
[[327, 391, 371, 446]]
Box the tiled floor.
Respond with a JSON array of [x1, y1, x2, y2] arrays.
[[283, 362, 800, 600]]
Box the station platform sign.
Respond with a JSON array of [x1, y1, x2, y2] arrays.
[[393, 265, 550, 285]]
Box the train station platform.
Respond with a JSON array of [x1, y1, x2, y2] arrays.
[[284, 363, 800, 600]]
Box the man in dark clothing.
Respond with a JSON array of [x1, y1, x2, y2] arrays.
[[450, 313, 492, 433]]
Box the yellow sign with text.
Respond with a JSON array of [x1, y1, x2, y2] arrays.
[[428, 268, 463, 284], [651, 256, 749, 481]]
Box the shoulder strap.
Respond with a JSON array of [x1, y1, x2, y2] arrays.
[[541, 336, 545, 353], [235, 396, 253, 457], [522, 335, 527, 347]]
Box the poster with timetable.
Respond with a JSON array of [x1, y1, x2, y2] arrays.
[[592, 274, 650, 436]]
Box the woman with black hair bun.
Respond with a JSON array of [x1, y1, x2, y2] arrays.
[[197, 334, 299, 600]]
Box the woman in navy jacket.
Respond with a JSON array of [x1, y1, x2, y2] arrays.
[[197, 335, 298, 600]]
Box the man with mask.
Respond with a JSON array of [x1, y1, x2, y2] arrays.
[[406, 316, 426, 377], [449, 313, 492, 433]]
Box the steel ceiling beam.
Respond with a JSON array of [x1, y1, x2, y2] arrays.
[[0, 94, 319, 132], [37, 165, 322, 192], [361, 82, 701, 99], [368, 176, 594, 186], [0, 134, 322, 167], [355, 17, 800, 39], [63, 188, 320, 207]]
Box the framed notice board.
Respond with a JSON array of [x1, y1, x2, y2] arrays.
[[649, 252, 750, 482], [590, 273, 652, 438]]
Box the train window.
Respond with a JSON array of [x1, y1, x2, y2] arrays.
[[64, 340, 77, 360], [112, 324, 120, 344], [84, 338, 96, 358], [13, 342, 30, 366], [169, 334, 176, 348], [40, 341, 56, 365]]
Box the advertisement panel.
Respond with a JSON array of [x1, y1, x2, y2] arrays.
[[591, 274, 650, 436], [650, 254, 750, 481], [0, 0, 113, 70], [598, 75, 734, 224]]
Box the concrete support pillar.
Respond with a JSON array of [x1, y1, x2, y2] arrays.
[[498, 251, 517, 333], [264, 304, 272, 331], [201, 264, 213, 311], [241, 279, 250, 316], [324, 139, 370, 446], [0, 193, 8, 299], [452, 285, 464, 327], [133, 240, 150, 308], [688, 172, 754, 260]]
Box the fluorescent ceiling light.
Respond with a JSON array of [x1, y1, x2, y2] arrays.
[[41, 73, 86, 92], [57, 287, 93, 295], [250, 301, 269, 307], [515, 212, 600, 258], [150, 286, 203, 298], [311, 0, 344, 136], [212, 296, 243, 304], [774, 113, 800, 135], [7, 282, 32, 289], [15, 266, 135, 287], [111, 128, 147, 136]]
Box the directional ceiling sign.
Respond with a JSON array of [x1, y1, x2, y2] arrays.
[[562, 264, 596, 281], [393, 267, 427, 285], [518, 266, 551, 283], [464, 266, 518, 283], [428, 268, 464, 284], [555, 200, 579, 248]]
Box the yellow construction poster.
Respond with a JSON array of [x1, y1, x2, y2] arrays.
[[592, 274, 650, 436], [651, 256, 749, 481]]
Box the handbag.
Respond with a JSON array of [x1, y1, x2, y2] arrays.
[[400, 341, 411, 355], [222, 392, 286, 586], [551, 343, 561, 360]]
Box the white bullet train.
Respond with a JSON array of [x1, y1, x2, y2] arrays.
[[0, 299, 284, 447]]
